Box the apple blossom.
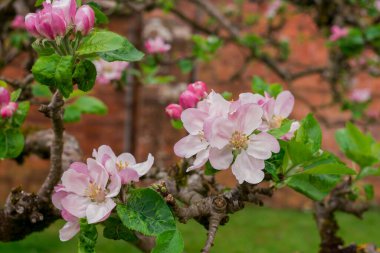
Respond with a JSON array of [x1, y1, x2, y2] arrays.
[[35, 3, 67, 40], [93, 59, 129, 85], [92, 145, 154, 184], [165, 103, 183, 120], [266, 0, 282, 18], [0, 87, 10, 106], [350, 89, 371, 103], [52, 159, 121, 228], [1, 102, 18, 118], [208, 103, 280, 184], [52, 0, 77, 25], [25, 13, 40, 38], [179, 90, 200, 109], [329, 25, 348, 42], [75, 5, 95, 36], [145, 37, 171, 54], [187, 81, 208, 99], [11, 15, 26, 30]]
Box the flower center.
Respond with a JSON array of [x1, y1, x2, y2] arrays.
[[269, 115, 283, 129], [86, 183, 106, 203], [229, 131, 248, 150], [116, 161, 128, 171], [198, 130, 206, 142]]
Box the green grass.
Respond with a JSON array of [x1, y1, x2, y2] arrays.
[[1, 206, 379, 253]]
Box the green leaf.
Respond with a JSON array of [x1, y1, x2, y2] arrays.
[[364, 184, 374, 200], [295, 114, 322, 153], [268, 119, 292, 139], [73, 60, 97, 92], [98, 40, 144, 62], [10, 89, 22, 102], [357, 167, 380, 180], [298, 163, 356, 175], [88, 2, 109, 24], [205, 161, 219, 175], [365, 25, 380, 41], [116, 188, 176, 236], [32, 84, 52, 98], [0, 129, 24, 159], [268, 84, 283, 97], [103, 217, 138, 242], [335, 122, 379, 168], [152, 230, 184, 253], [251, 76, 268, 95], [78, 219, 98, 253], [77, 31, 126, 56], [171, 119, 183, 130], [337, 29, 365, 57], [32, 54, 74, 98], [221, 91, 233, 100], [35, 0, 44, 7], [178, 59, 193, 74], [64, 105, 82, 123], [11, 101, 30, 127], [32, 41, 55, 56], [74, 96, 107, 115], [285, 174, 341, 201], [286, 141, 313, 166]]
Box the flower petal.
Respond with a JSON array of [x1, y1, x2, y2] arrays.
[[130, 153, 154, 176], [61, 194, 90, 218], [181, 108, 208, 135], [209, 146, 233, 170], [93, 145, 116, 165], [208, 118, 234, 149], [61, 169, 89, 196], [274, 91, 294, 118], [187, 148, 210, 172], [59, 221, 80, 242], [117, 153, 136, 166], [119, 168, 140, 184], [106, 173, 121, 198], [247, 132, 280, 159], [231, 150, 265, 184], [174, 134, 208, 158], [230, 103, 263, 135], [87, 158, 109, 189], [86, 198, 116, 224]]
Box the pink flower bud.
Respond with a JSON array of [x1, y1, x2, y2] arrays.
[[35, 3, 67, 40], [329, 25, 348, 42], [145, 37, 171, 54], [179, 90, 199, 109], [11, 15, 26, 30], [52, 0, 77, 25], [187, 81, 207, 99], [1, 102, 18, 118], [0, 87, 10, 106], [165, 104, 183, 120], [75, 5, 95, 36], [25, 13, 40, 37]]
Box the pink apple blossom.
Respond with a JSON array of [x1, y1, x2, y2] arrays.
[[208, 103, 280, 184], [52, 0, 77, 25], [0, 87, 10, 106], [165, 103, 183, 120], [179, 90, 200, 109], [75, 5, 95, 36], [187, 81, 208, 99], [35, 3, 67, 40], [11, 15, 26, 30], [329, 26, 348, 42], [350, 88, 371, 103], [174, 91, 231, 171], [92, 145, 154, 184], [52, 159, 121, 228], [1, 102, 18, 118], [93, 59, 129, 85], [145, 37, 171, 54], [25, 13, 40, 37]]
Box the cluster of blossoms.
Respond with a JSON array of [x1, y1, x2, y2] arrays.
[[329, 25, 348, 42], [25, 0, 95, 40], [349, 88, 371, 103], [173, 85, 299, 184], [165, 81, 208, 120], [0, 87, 18, 118], [93, 59, 129, 85], [145, 37, 171, 54], [52, 145, 154, 241]]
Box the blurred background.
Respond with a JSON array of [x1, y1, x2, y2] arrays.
[[1, 0, 380, 252]]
